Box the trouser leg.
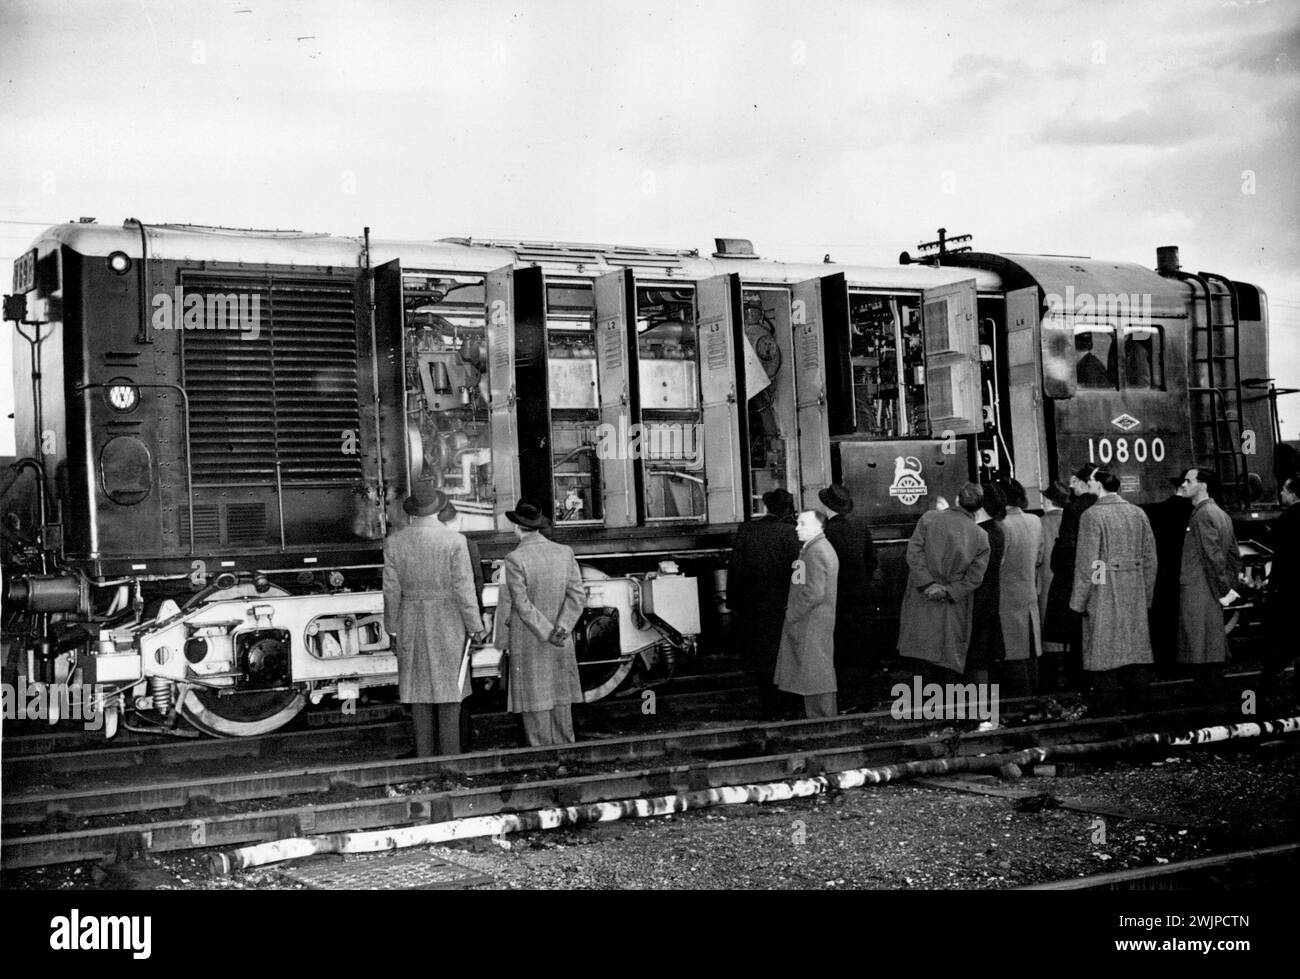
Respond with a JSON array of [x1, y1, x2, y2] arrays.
[[459, 698, 474, 752], [411, 704, 437, 757], [803, 692, 837, 719], [435, 702, 461, 756], [551, 704, 576, 744], [521, 710, 551, 746]]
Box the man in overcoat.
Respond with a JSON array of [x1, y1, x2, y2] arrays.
[[1068, 467, 1157, 710], [729, 487, 801, 719], [775, 510, 840, 718], [1044, 465, 1098, 690], [496, 498, 587, 746], [1263, 475, 1300, 696], [896, 483, 991, 681], [1175, 468, 1241, 670], [819, 483, 879, 689], [1145, 482, 1194, 677], [966, 483, 1006, 682], [1036, 481, 1068, 692], [998, 479, 1044, 696], [383, 483, 485, 757], [438, 498, 484, 750]]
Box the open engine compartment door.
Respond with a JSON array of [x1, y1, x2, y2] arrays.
[[791, 273, 851, 508], [922, 278, 982, 436], [486, 264, 550, 529], [593, 268, 639, 527], [370, 259, 408, 533], [1005, 285, 1048, 508], [696, 273, 746, 524]]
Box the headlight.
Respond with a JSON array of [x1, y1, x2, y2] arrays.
[[105, 378, 139, 413], [107, 251, 132, 275]]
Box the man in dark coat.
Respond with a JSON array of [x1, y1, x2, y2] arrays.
[[775, 510, 840, 718], [496, 498, 587, 747], [897, 483, 991, 682], [966, 483, 1006, 683], [1044, 465, 1099, 690], [1145, 482, 1193, 677], [1263, 475, 1300, 695], [1175, 468, 1241, 672], [818, 483, 879, 690], [383, 483, 485, 757], [729, 488, 801, 719]]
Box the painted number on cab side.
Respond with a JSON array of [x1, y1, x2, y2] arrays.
[[1085, 436, 1165, 465]]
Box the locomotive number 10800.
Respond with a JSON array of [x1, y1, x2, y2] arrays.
[[1084, 436, 1166, 465]]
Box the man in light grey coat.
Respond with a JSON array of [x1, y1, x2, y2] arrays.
[[998, 478, 1044, 696], [383, 483, 485, 757], [897, 483, 991, 681], [1069, 467, 1157, 709], [775, 510, 840, 718], [496, 498, 587, 746]]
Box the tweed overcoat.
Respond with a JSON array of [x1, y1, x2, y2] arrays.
[[382, 522, 484, 704], [1177, 498, 1240, 664], [896, 508, 991, 674], [497, 533, 586, 712], [1068, 494, 1158, 671], [999, 507, 1044, 662], [774, 534, 839, 695], [729, 515, 801, 674]]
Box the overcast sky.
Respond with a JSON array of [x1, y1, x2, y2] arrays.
[[2, 0, 1297, 453]]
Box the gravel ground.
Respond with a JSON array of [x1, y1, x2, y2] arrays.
[[7, 736, 1296, 890]]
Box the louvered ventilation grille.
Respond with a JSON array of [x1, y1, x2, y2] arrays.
[[181, 275, 363, 485], [178, 505, 221, 544]]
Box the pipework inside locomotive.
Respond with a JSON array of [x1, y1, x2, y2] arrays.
[[636, 286, 705, 522], [546, 281, 603, 524], [402, 273, 495, 531], [848, 292, 928, 439], [742, 288, 795, 514]]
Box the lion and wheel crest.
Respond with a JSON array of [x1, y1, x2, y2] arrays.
[[888, 456, 927, 506]]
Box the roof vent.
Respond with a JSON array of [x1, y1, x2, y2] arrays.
[[712, 237, 757, 258]]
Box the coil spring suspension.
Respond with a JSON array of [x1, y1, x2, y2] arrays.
[[658, 639, 677, 675], [149, 676, 173, 714]]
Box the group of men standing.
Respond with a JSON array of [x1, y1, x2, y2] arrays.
[[898, 465, 1254, 710], [383, 485, 585, 756], [730, 484, 877, 720]]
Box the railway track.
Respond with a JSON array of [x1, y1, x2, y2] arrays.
[[1023, 841, 1300, 890], [0, 668, 757, 768], [6, 702, 1292, 870]]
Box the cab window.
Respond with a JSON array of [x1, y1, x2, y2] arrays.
[[1123, 325, 1164, 389], [1074, 326, 1116, 389]]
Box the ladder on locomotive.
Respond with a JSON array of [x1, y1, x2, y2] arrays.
[[1188, 271, 1250, 508]]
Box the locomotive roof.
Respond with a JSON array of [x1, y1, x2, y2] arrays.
[[29, 221, 1005, 293], [942, 251, 1193, 319]]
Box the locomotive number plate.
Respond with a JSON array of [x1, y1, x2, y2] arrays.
[[12, 248, 36, 294], [1084, 435, 1166, 465]]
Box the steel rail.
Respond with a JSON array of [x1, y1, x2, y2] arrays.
[[3, 706, 1277, 869]]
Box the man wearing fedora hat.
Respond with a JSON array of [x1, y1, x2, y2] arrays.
[[728, 487, 801, 719], [818, 483, 878, 698], [383, 483, 486, 757], [496, 498, 587, 746]]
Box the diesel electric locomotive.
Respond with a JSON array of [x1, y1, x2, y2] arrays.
[[2, 220, 1288, 737]]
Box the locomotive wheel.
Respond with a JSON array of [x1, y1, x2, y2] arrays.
[[580, 656, 635, 704], [179, 688, 306, 738]]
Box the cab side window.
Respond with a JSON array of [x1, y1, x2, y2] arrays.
[[1123, 326, 1164, 390], [1074, 327, 1116, 389]]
